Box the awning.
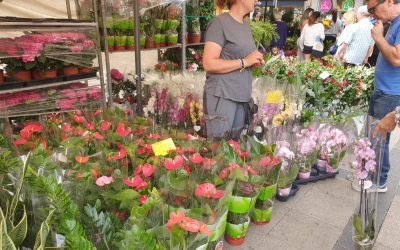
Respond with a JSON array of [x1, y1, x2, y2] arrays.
[[256, 0, 306, 8]]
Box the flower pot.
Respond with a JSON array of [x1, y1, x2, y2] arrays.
[[79, 67, 92, 73], [277, 185, 291, 197], [10, 70, 31, 81], [352, 236, 374, 250], [140, 35, 146, 49], [251, 184, 277, 224], [0, 69, 4, 83], [189, 33, 201, 44], [145, 37, 155, 49], [298, 171, 311, 179], [154, 34, 162, 48], [154, 19, 164, 32], [33, 70, 57, 79], [126, 35, 134, 50], [107, 36, 115, 52], [167, 34, 179, 46], [207, 211, 228, 249], [114, 35, 127, 50], [168, 7, 179, 19], [63, 67, 79, 76], [225, 216, 250, 246], [160, 34, 167, 47]]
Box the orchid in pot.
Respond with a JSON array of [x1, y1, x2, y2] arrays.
[[295, 126, 319, 179], [351, 138, 383, 250], [276, 141, 298, 198], [317, 126, 348, 173]]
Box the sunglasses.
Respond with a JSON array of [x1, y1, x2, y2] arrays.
[[368, 0, 385, 14]]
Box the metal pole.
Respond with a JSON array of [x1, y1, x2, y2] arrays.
[[99, 0, 113, 107], [93, 0, 107, 108], [66, 0, 72, 19], [134, 0, 143, 115], [181, 3, 186, 72]]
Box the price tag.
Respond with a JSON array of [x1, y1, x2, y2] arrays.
[[151, 138, 176, 156]]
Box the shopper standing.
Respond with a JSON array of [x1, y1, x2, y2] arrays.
[[334, 6, 374, 67], [324, 9, 343, 44], [299, 11, 325, 61], [364, 0, 400, 192], [297, 7, 314, 62], [270, 9, 288, 51], [334, 10, 357, 61], [203, 0, 264, 139]]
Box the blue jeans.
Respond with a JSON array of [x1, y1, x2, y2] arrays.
[[368, 90, 400, 186]]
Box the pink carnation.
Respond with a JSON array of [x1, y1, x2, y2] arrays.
[[96, 176, 114, 186]]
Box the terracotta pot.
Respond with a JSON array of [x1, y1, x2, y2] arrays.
[[224, 234, 245, 246], [79, 67, 92, 73], [154, 43, 160, 48], [145, 37, 155, 49], [32, 71, 42, 80], [11, 70, 31, 81], [189, 33, 201, 44], [63, 67, 79, 76], [33, 70, 57, 79], [108, 46, 114, 52], [298, 171, 311, 179], [0, 69, 3, 83], [126, 45, 135, 50], [114, 45, 126, 51]]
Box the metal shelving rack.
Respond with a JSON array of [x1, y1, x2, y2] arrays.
[[0, 1, 109, 118]]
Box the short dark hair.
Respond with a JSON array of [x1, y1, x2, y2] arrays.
[[308, 11, 321, 25]]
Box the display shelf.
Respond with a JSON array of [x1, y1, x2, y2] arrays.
[[107, 44, 183, 53], [0, 74, 98, 94], [186, 42, 205, 47]]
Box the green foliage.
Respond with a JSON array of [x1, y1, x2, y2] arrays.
[[33, 210, 54, 250], [115, 225, 158, 250], [277, 164, 299, 188], [353, 209, 376, 243], [249, 20, 279, 47]]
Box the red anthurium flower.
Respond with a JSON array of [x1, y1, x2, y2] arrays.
[[75, 156, 89, 164], [123, 175, 147, 190], [169, 147, 184, 155], [83, 136, 91, 142], [201, 148, 209, 153], [94, 109, 102, 116], [245, 165, 258, 175], [202, 158, 216, 170], [166, 210, 185, 230], [134, 128, 144, 136], [136, 138, 145, 144], [118, 211, 126, 218], [183, 165, 191, 176], [136, 146, 146, 155], [90, 169, 99, 178], [144, 144, 153, 154], [86, 123, 95, 130], [184, 147, 195, 153], [112, 148, 126, 160], [145, 133, 161, 139], [93, 132, 104, 140], [41, 139, 47, 149], [100, 120, 111, 131], [259, 156, 280, 168], [238, 150, 248, 158], [20, 129, 31, 139], [180, 217, 212, 236], [134, 164, 143, 176], [189, 153, 203, 164], [228, 140, 239, 150], [142, 163, 155, 177], [139, 195, 148, 204], [61, 123, 72, 133], [212, 143, 219, 150], [164, 155, 185, 170], [25, 123, 42, 132], [74, 129, 85, 136], [219, 168, 230, 179], [195, 183, 224, 199], [73, 114, 85, 123], [14, 138, 27, 145], [116, 123, 131, 137]]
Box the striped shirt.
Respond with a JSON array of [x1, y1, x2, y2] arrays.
[[300, 23, 325, 47]]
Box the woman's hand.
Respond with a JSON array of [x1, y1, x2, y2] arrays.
[[244, 50, 264, 67]]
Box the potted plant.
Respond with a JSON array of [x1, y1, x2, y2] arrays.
[[199, 0, 214, 42], [139, 22, 147, 49], [351, 138, 382, 250], [126, 17, 135, 50], [145, 19, 155, 49], [165, 19, 180, 46], [275, 141, 298, 199], [188, 18, 201, 44], [106, 17, 115, 52], [295, 127, 319, 179], [2, 57, 34, 81], [32, 55, 60, 80], [114, 18, 129, 51]]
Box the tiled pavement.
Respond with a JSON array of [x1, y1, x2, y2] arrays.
[[225, 129, 400, 250]]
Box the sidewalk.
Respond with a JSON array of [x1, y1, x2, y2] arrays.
[[225, 128, 400, 250]]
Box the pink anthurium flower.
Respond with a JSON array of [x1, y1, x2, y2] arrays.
[[100, 120, 111, 131], [93, 132, 104, 140], [61, 123, 73, 133], [180, 217, 212, 236], [112, 148, 126, 160], [228, 139, 239, 150], [195, 183, 224, 199], [164, 155, 185, 170], [145, 133, 161, 139], [73, 114, 85, 123], [116, 123, 131, 137], [123, 175, 148, 190], [96, 176, 113, 186], [245, 164, 258, 175], [142, 163, 155, 177], [94, 109, 102, 116], [189, 153, 203, 164], [183, 165, 190, 176], [166, 210, 185, 230], [86, 123, 95, 130], [259, 156, 280, 168], [184, 147, 195, 153]]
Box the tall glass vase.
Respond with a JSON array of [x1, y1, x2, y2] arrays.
[[352, 136, 384, 250]]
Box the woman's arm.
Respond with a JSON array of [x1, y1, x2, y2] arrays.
[[203, 42, 264, 74]]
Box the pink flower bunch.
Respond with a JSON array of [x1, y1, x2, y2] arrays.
[[111, 69, 124, 81], [4, 91, 42, 107], [0, 38, 19, 56], [70, 43, 84, 53], [352, 138, 376, 180], [16, 36, 44, 63], [296, 127, 318, 156], [275, 140, 294, 168], [83, 39, 95, 49], [169, 100, 185, 126], [318, 127, 347, 156], [157, 88, 168, 113], [254, 103, 281, 127], [63, 32, 87, 42], [56, 98, 76, 110], [89, 86, 102, 100]]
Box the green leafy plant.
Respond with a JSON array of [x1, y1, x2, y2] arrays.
[[249, 20, 279, 47]]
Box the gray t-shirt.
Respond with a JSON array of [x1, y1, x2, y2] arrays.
[[204, 13, 256, 102]]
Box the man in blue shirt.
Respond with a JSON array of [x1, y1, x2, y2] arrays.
[[366, 0, 400, 192]]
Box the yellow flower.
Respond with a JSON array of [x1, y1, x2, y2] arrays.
[[265, 90, 283, 104], [272, 113, 285, 126], [282, 108, 293, 119]]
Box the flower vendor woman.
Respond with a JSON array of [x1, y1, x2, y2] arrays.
[[202, 0, 264, 139]]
